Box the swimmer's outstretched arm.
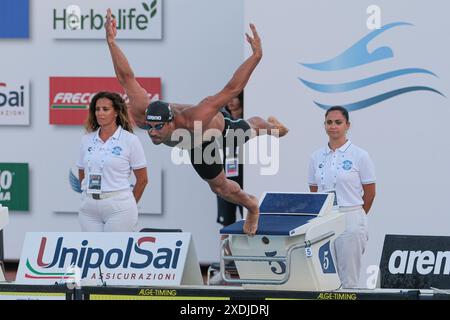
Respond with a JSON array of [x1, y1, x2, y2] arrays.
[[105, 8, 149, 125], [180, 24, 262, 130]]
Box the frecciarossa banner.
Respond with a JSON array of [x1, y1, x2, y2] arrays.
[[49, 77, 161, 125], [16, 232, 195, 286]]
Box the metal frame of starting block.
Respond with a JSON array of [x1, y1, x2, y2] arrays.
[[219, 192, 346, 291], [0, 205, 9, 282]]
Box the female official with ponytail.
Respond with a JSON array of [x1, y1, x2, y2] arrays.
[[308, 106, 376, 288]]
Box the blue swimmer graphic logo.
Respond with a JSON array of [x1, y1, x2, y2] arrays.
[[69, 169, 82, 194], [342, 160, 353, 171], [112, 146, 122, 156], [299, 22, 444, 111]]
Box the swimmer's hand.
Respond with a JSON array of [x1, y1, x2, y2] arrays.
[[105, 8, 117, 44]]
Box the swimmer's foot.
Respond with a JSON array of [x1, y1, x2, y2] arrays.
[[243, 195, 259, 236], [268, 116, 289, 137]]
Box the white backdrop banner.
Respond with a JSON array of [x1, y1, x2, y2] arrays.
[[245, 0, 450, 287]]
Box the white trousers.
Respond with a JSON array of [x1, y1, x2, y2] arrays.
[[78, 190, 138, 232], [333, 206, 368, 288]]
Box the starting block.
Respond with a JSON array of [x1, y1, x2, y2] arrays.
[[220, 192, 346, 291], [0, 205, 9, 282]]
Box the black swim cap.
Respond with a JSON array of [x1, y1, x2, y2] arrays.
[[145, 101, 173, 122]]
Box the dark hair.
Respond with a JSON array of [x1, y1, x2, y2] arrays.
[[224, 91, 244, 115], [85, 91, 133, 133], [237, 91, 244, 106], [325, 106, 349, 122]]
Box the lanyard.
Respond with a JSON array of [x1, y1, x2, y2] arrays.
[[319, 142, 350, 191], [87, 128, 121, 174], [224, 146, 239, 178]]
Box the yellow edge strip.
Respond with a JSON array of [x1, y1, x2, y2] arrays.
[[0, 292, 65, 297], [90, 294, 230, 300]]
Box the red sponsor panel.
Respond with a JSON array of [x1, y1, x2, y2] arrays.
[[49, 77, 161, 125]]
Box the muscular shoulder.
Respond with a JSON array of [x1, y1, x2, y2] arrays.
[[129, 104, 146, 128], [173, 103, 194, 114], [173, 103, 194, 129]]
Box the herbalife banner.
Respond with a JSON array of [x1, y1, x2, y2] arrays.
[[379, 234, 450, 289], [16, 232, 203, 287], [51, 0, 162, 39], [0, 163, 29, 211]]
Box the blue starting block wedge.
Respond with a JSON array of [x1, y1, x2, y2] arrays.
[[219, 192, 345, 291]]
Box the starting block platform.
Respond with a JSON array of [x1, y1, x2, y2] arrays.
[[220, 192, 346, 291]]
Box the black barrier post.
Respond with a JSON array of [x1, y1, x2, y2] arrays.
[[0, 230, 3, 261], [0, 230, 3, 278], [74, 288, 84, 301]]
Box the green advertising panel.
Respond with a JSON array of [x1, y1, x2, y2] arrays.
[[0, 163, 29, 211]]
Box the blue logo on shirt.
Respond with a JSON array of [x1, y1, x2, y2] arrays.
[[342, 160, 353, 170], [0, 0, 29, 39], [112, 146, 122, 156]]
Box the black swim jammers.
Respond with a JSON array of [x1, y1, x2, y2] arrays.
[[188, 110, 251, 180]]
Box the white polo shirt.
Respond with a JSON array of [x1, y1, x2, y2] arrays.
[[77, 126, 147, 192], [308, 140, 376, 207]]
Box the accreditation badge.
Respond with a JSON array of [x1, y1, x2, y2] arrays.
[[325, 190, 338, 207], [225, 157, 239, 178], [87, 172, 102, 194]]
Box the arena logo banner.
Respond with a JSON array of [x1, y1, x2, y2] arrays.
[[52, 0, 162, 39], [379, 234, 450, 289], [49, 77, 161, 125], [298, 22, 443, 111], [0, 81, 30, 125], [16, 232, 203, 286], [0, 163, 29, 211], [0, 0, 29, 39]]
